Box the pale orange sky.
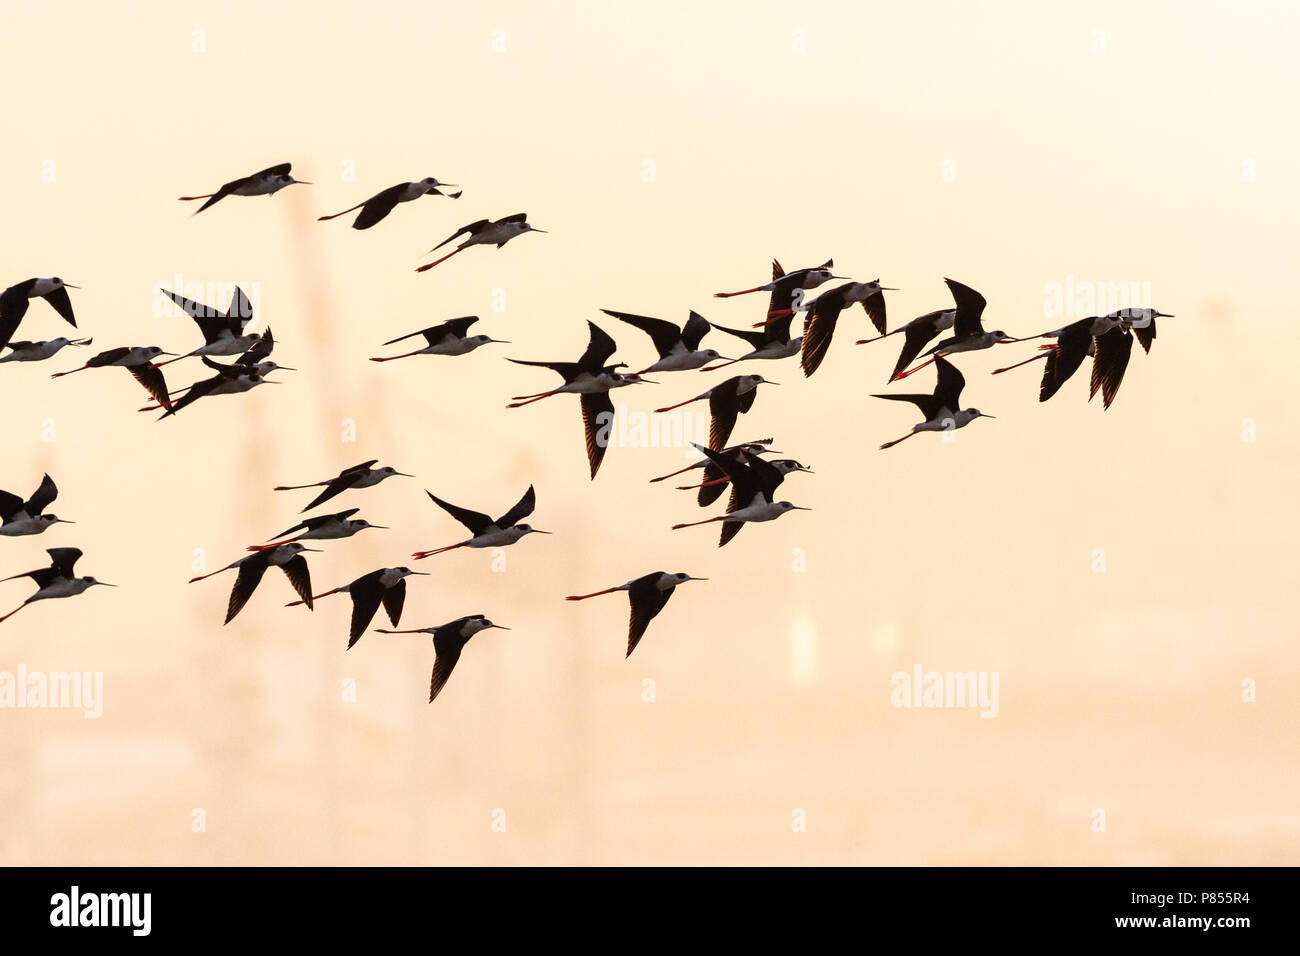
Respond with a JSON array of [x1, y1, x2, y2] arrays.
[[0, 0, 1296, 865]]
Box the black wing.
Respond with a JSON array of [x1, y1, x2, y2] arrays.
[[718, 519, 746, 548], [432, 219, 489, 251], [347, 575, 386, 649], [225, 557, 268, 624], [1038, 323, 1092, 402], [1133, 318, 1157, 354], [42, 287, 77, 327], [601, 310, 682, 358], [429, 629, 465, 702], [891, 322, 943, 382], [27, 474, 57, 516], [157, 374, 221, 418], [0, 491, 24, 521], [352, 184, 406, 230], [227, 287, 254, 330], [128, 364, 171, 408], [861, 291, 886, 336], [279, 555, 314, 609], [159, 288, 230, 343], [507, 358, 584, 381], [871, 392, 943, 421], [933, 356, 966, 411], [1090, 327, 1133, 410], [0, 286, 30, 349], [799, 295, 845, 377], [577, 321, 618, 372], [627, 587, 673, 658], [581, 392, 616, 479], [495, 485, 536, 528], [427, 491, 493, 535], [498, 213, 528, 224], [381, 579, 407, 628], [252, 163, 293, 179], [697, 459, 729, 507], [301, 472, 361, 512], [681, 311, 711, 351], [945, 278, 987, 338], [709, 322, 768, 350]]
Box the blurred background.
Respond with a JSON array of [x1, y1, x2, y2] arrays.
[[0, 0, 1296, 865]]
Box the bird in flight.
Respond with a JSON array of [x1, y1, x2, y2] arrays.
[[318, 177, 461, 229], [273, 460, 413, 513], [288, 566, 429, 650], [188, 542, 320, 625], [566, 572, 706, 658], [376, 615, 511, 703], [415, 213, 545, 272], [178, 162, 310, 215], [1, 278, 79, 352], [874, 356, 994, 449], [0, 474, 71, 537], [0, 548, 113, 624], [413, 485, 549, 559]]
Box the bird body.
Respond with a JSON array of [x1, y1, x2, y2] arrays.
[[413, 486, 548, 558], [670, 445, 811, 545], [376, 615, 509, 702], [415, 213, 545, 271], [0, 474, 69, 536], [713, 259, 841, 299], [370, 316, 507, 362], [274, 460, 412, 512], [653, 373, 776, 450], [319, 178, 461, 229], [601, 308, 726, 373], [1, 337, 90, 363], [565, 571, 705, 657], [178, 163, 309, 214], [257, 509, 386, 548], [0, 548, 113, 623], [0, 277, 79, 351], [873, 356, 994, 449], [289, 567, 428, 649], [188, 542, 319, 624]]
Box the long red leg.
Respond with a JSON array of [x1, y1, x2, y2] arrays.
[[412, 543, 464, 560], [273, 482, 326, 491], [370, 350, 424, 362], [287, 587, 343, 608], [318, 202, 366, 222], [856, 328, 903, 345], [565, 587, 622, 601], [50, 365, 92, 378], [699, 358, 742, 371], [415, 247, 465, 272], [879, 431, 918, 450], [0, 602, 30, 624], [713, 286, 763, 298], [188, 565, 234, 583], [675, 477, 727, 490], [893, 356, 937, 381], [653, 396, 705, 414], [672, 516, 724, 530], [992, 350, 1053, 375]]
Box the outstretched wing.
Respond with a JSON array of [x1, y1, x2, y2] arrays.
[[347, 576, 385, 650], [933, 356, 966, 411], [627, 587, 673, 658], [799, 297, 844, 377], [27, 474, 58, 516], [581, 392, 615, 479], [279, 555, 314, 609], [225, 559, 268, 624], [578, 321, 619, 372], [0, 491, 24, 521], [1090, 327, 1133, 410], [496, 485, 536, 528], [381, 579, 407, 628], [128, 364, 171, 408], [431, 219, 489, 251], [891, 323, 942, 382], [709, 322, 768, 350], [861, 291, 887, 336], [352, 184, 406, 230], [871, 391, 942, 421], [429, 640, 463, 703], [46, 547, 82, 578], [601, 309, 681, 358], [427, 491, 493, 535], [42, 287, 77, 327], [0, 287, 31, 349], [945, 278, 987, 338]]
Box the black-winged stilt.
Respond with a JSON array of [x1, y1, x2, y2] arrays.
[[873, 356, 994, 449], [565, 572, 706, 658], [375, 615, 510, 703], [370, 316, 507, 362], [0, 548, 113, 624], [288, 566, 429, 649], [0, 278, 79, 351], [178, 162, 309, 214], [0, 475, 71, 537], [188, 542, 319, 624], [671, 444, 811, 546], [412, 485, 549, 560], [318, 178, 461, 229], [274, 460, 413, 513], [415, 213, 545, 272], [601, 308, 728, 373], [653, 373, 776, 450]]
